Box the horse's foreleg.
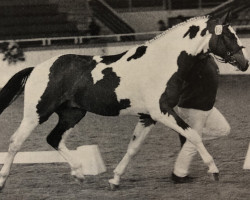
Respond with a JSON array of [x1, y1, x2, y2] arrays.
[[0, 118, 38, 189], [152, 111, 219, 176], [109, 120, 155, 188]]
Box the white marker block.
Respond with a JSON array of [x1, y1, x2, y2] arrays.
[[75, 145, 106, 175], [0, 151, 68, 164], [243, 143, 250, 169], [0, 145, 106, 175]]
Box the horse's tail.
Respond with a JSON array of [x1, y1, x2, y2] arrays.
[[0, 67, 34, 114]]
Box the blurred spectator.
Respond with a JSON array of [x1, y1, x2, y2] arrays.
[[158, 20, 167, 31], [2, 42, 25, 65]]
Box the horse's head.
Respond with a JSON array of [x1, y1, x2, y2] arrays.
[[207, 12, 249, 71]]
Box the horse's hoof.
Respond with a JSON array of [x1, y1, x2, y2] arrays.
[[0, 182, 5, 191], [71, 167, 85, 181], [73, 176, 85, 184], [212, 173, 219, 181], [109, 182, 119, 190], [109, 179, 120, 190], [171, 173, 194, 184]]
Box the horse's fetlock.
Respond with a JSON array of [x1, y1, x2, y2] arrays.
[[127, 148, 137, 157], [204, 155, 214, 166]]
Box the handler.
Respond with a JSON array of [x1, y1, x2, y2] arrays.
[[172, 53, 231, 183]]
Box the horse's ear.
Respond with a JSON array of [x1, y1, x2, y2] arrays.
[[220, 11, 232, 25]]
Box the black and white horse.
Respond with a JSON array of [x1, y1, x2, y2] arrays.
[[0, 14, 248, 190]]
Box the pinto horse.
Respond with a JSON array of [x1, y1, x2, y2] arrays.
[[0, 14, 248, 190]]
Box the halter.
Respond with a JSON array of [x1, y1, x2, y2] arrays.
[[211, 31, 245, 65]]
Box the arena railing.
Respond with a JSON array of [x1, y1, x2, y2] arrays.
[[0, 26, 249, 47]]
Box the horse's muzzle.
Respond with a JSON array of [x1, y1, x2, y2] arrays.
[[233, 55, 249, 72], [240, 61, 249, 72]]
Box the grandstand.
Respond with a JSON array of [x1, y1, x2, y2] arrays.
[[0, 0, 250, 48]]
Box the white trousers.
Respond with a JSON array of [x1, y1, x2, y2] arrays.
[[173, 107, 230, 177]]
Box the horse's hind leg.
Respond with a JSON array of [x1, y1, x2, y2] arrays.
[[0, 117, 38, 189], [109, 115, 155, 189], [46, 107, 86, 180]]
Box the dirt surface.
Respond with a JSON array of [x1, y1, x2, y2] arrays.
[[0, 75, 250, 200]]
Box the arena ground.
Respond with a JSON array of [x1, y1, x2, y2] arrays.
[[0, 75, 250, 200]]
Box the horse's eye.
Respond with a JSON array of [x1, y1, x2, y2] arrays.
[[227, 52, 231, 56]]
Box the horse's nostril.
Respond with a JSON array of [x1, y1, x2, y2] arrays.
[[242, 61, 249, 72], [246, 61, 249, 68]]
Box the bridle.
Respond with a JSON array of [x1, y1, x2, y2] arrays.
[[210, 29, 245, 65]]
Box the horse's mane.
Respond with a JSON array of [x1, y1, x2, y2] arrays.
[[147, 15, 210, 44]]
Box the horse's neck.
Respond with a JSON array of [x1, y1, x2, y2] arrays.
[[148, 18, 210, 57]]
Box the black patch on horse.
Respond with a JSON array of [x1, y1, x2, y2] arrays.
[[183, 26, 200, 39], [37, 54, 97, 123], [138, 113, 156, 127], [77, 67, 131, 116], [37, 54, 131, 123], [100, 51, 127, 65], [200, 28, 208, 36], [127, 46, 147, 61], [132, 135, 136, 141]]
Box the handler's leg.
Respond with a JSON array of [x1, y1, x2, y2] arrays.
[[202, 107, 230, 140], [109, 116, 155, 188], [173, 107, 211, 181]]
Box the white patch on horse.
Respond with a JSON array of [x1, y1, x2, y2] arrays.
[[229, 26, 249, 61], [113, 46, 175, 115], [91, 63, 108, 84], [91, 48, 139, 84], [93, 56, 103, 63], [24, 56, 60, 122]]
